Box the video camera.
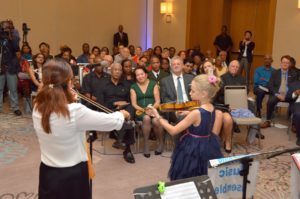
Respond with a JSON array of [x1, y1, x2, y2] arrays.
[[22, 23, 30, 35], [0, 21, 10, 41]]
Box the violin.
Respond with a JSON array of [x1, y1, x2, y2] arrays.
[[159, 101, 200, 112]]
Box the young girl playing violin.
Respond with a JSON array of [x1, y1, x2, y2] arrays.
[[148, 74, 223, 180]]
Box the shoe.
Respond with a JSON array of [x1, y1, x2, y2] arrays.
[[233, 125, 241, 133], [123, 151, 135, 163], [109, 131, 118, 140], [143, 153, 151, 158], [260, 121, 271, 128], [255, 133, 265, 139], [112, 141, 126, 149], [14, 110, 22, 116], [154, 150, 162, 155], [256, 111, 261, 118], [223, 144, 232, 154]]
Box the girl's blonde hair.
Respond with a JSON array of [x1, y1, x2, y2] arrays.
[[192, 74, 221, 99]]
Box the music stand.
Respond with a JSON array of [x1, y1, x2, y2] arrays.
[[133, 175, 217, 199], [209, 146, 300, 199]]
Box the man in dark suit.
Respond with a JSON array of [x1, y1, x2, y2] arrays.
[[160, 56, 194, 123], [113, 25, 129, 47], [148, 56, 169, 83], [261, 55, 299, 128], [286, 80, 300, 146], [238, 30, 255, 87]]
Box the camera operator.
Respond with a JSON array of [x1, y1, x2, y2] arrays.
[[0, 20, 22, 116]]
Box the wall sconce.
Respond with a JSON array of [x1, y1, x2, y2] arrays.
[[298, 0, 300, 8], [160, 2, 173, 23]]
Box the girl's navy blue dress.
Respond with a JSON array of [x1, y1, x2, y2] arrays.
[[169, 108, 223, 181]]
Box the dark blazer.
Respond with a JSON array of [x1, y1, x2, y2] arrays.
[[286, 81, 300, 102], [268, 69, 298, 96], [237, 41, 255, 63], [148, 70, 169, 83], [160, 73, 194, 103], [113, 32, 129, 47]]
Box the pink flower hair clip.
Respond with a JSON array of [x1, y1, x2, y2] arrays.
[[208, 75, 217, 84]]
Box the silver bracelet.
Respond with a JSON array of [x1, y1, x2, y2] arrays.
[[156, 115, 162, 120]]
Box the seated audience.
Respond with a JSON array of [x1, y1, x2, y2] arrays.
[[39, 42, 53, 60], [101, 46, 110, 55], [178, 50, 186, 60], [192, 54, 203, 75], [138, 56, 148, 68], [203, 60, 233, 153], [261, 55, 298, 128], [30, 53, 45, 91], [169, 47, 176, 59], [214, 56, 227, 77], [186, 48, 194, 59], [219, 50, 229, 67], [160, 56, 194, 125], [121, 59, 134, 84], [98, 63, 135, 163], [76, 43, 90, 63], [183, 58, 195, 76], [153, 46, 163, 60], [21, 42, 32, 61], [91, 46, 100, 57], [286, 80, 300, 146], [253, 54, 274, 117], [132, 46, 143, 63], [290, 57, 300, 78], [130, 67, 164, 157], [147, 56, 169, 83], [161, 58, 170, 73], [103, 54, 114, 74]]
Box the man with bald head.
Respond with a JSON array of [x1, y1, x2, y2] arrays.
[[216, 60, 246, 104], [98, 63, 135, 163], [113, 25, 129, 47], [253, 54, 274, 117]]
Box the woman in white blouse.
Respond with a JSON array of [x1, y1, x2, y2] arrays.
[[33, 59, 129, 199]]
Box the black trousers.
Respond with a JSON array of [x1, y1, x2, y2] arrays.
[[115, 104, 135, 145], [39, 162, 90, 199], [292, 103, 300, 139], [254, 87, 268, 111], [266, 95, 289, 120]]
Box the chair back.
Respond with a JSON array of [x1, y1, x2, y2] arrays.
[[224, 85, 248, 109]]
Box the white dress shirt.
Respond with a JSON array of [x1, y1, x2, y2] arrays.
[[33, 103, 124, 167], [172, 73, 189, 102], [292, 92, 300, 103], [152, 70, 160, 78]]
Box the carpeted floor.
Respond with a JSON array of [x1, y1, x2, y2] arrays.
[[0, 99, 298, 199]]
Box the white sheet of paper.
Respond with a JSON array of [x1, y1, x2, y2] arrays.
[[160, 181, 201, 199], [274, 123, 288, 129], [259, 85, 269, 92]]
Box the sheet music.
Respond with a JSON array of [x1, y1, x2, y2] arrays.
[[160, 181, 201, 199]]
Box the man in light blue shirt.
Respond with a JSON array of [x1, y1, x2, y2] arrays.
[[253, 54, 274, 117]]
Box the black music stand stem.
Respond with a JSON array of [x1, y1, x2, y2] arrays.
[[89, 131, 94, 199], [240, 157, 253, 199]]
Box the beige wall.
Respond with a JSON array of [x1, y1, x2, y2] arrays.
[[0, 0, 147, 56], [273, 0, 300, 68], [152, 0, 188, 51]]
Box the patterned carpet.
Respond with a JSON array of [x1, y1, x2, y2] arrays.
[[0, 103, 298, 198]]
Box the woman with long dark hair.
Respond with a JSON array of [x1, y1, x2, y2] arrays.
[[33, 59, 129, 199]]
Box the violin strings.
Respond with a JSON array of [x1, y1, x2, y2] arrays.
[[72, 89, 113, 113]]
